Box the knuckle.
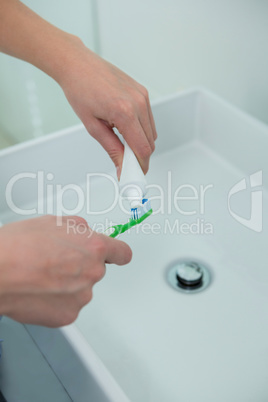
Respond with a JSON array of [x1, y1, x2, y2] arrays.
[[81, 289, 93, 306], [114, 99, 135, 119], [140, 143, 152, 159], [74, 216, 88, 227], [90, 263, 106, 283], [67, 216, 89, 231], [60, 310, 79, 326], [139, 85, 149, 99], [136, 92, 148, 109], [91, 236, 107, 259]]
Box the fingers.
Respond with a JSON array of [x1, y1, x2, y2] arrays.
[[85, 118, 125, 176], [61, 219, 132, 266], [122, 118, 152, 174], [92, 233, 132, 266], [85, 111, 155, 176], [90, 88, 157, 175], [105, 237, 132, 265], [147, 99, 157, 141], [61, 215, 89, 228], [110, 88, 157, 174], [137, 85, 157, 142], [136, 94, 155, 151]]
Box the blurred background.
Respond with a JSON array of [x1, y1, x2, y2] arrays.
[[0, 0, 268, 149]]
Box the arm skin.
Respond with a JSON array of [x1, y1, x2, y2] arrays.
[[0, 0, 157, 175], [0, 0, 156, 326]]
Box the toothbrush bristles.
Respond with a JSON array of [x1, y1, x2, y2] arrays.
[[131, 199, 151, 221]]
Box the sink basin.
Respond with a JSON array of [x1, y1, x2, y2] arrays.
[[0, 88, 267, 401]]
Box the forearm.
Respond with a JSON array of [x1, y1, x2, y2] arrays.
[[0, 0, 157, 173], [0, 0, 82, 84]]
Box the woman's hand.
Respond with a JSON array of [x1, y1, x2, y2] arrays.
[[0, 215, 132, 327], [59, 42, 157, 176]]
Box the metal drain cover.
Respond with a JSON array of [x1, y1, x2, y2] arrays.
[[166, 259, 211, 294]]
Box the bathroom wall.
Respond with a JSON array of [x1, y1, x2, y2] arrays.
[[97, 0, 268, 124], [0, 0, 268, 149]]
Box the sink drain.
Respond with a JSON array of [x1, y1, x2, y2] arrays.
[[166, 259, 211, 294]]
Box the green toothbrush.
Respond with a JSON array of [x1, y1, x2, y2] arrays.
[[109, 198, 152, 238]]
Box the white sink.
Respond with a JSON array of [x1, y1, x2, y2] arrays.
[[0, 88, 267, 402]]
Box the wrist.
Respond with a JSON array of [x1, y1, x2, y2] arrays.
[[51, 35, 95, 90], [41, 32, 86, 85]]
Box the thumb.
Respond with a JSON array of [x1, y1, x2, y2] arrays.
[[85, 118, 124, 179]]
